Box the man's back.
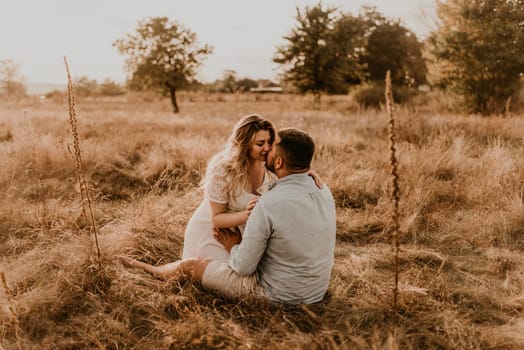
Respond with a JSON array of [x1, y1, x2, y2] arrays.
[[230, 173, 336, 304]]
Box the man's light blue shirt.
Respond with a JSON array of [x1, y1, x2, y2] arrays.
[[229, 173, 337, 304]]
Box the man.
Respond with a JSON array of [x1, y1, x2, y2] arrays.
[[178, 128, 336, 304]]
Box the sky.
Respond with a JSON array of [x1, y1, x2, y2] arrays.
[[0, 0, 437, 85]]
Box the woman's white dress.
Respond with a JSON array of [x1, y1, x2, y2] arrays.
[[181, 167, 276, 262]]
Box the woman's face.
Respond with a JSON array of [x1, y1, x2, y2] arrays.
[[248, 130, 272, 162]]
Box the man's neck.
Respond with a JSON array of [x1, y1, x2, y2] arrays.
[[275, 167, 309, 179]]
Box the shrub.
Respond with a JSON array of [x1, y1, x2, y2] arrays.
[[99, 79, 126, 96], [351, 83, 416, 108]]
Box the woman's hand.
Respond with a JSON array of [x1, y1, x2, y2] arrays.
[[308, 170, 324, 189], [242, 196, 259, 222]]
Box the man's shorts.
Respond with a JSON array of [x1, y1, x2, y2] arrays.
[[202, 260, 266, 299]]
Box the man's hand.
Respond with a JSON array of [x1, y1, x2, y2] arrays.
[[213, 227, 242, 253]]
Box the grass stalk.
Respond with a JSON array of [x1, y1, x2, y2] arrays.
[[64, 56, 102, 266], [385, 70, 400, 308], [1, 272, 21, 350]]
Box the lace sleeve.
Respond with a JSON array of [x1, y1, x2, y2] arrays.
[[204, 167, 229, 204]]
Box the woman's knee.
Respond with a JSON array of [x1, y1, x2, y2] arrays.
[[180, 258, 211, 281]]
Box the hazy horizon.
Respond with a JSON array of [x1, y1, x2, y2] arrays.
[[1, 0, 437, 85]]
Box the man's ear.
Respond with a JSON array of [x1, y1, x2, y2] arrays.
[[275, 156, 284, 169]]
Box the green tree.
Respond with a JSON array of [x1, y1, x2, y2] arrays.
[[114, 17, 213, 113], [220, 69, 239, 93], [205, 71, 259, 93], [236, 77, 258, 92], [360, 8, 426, 87], [428, 0, 524, 114], [213, 70, 258, 93], [274, 3, 346, 105], [0, 59, 26, 98], [328, 13, 367, 91]]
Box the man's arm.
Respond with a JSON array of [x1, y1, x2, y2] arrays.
[[213, 227, 242, 253], [218, 200, 271, 276]]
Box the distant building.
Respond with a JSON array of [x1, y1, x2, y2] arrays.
[[249, 86, 282, 93]]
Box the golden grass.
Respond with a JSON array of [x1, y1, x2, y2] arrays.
[[1, 272, 21, 349], [0, 92, 523, 348]]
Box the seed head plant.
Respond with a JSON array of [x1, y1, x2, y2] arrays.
[[64, 56, 101, 265], [385, 70, 400, 309]]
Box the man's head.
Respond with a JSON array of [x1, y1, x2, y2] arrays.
[[266, 128, 315, 177]]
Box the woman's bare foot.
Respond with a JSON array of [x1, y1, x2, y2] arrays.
[[116, 255, 141, 268]]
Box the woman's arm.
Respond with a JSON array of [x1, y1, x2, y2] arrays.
[[209, 197, 259, 228], [308, 170, 324, 189]]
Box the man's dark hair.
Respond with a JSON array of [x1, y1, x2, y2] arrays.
[[277, 128, 315, 170]]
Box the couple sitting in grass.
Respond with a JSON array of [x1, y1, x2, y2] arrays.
[[118, 114, 336, 305]]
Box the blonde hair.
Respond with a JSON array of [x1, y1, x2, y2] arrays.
[[203, 114, 276, 202]]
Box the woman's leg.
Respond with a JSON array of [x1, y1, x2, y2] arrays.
[[117, 255, 211, 282], [196, 241, 230, 262], [117, 255, 184, 280]]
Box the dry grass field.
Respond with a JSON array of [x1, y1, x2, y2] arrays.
[[0, 92, 523, 349]]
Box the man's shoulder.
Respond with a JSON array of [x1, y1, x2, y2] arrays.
[[262, 175, 333, 203]]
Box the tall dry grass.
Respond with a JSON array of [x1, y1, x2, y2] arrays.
[[1, 272, 21, 349], [0, 92, 523, 348]]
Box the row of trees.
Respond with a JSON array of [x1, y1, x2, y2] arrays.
[[113, 6, 428, 112], [203, 70, 280, 93], [114, 1, 524, 115], [44, 77, 126, 100], [0, 59, 126, 100], [67, 77, 126, 97], [72, 71, 275, 96], [1, 60, 276, 100]]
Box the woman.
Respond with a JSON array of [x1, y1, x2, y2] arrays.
[[118, 114, 278, 278], [182, 113, 277, 261]]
